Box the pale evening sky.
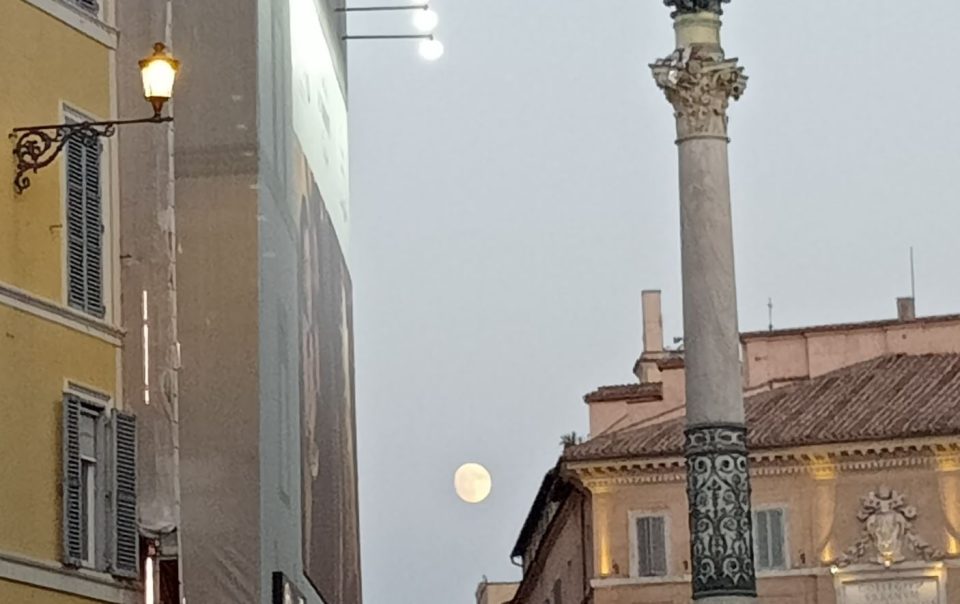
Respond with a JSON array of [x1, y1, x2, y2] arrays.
[[346, 2, 960, 602]]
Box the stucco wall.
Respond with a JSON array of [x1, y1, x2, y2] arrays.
[[515, 491, 591, 604], [743, 319, 960, 391], [0, 0, 113, 303], [585, 443, 960, 603]]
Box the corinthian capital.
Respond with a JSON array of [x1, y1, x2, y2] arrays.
[[664, 0, 730, 18], [650, 47, 747, 141]]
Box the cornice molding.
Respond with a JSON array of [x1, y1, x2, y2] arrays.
[[569, 439, 960, 490], [0, 279, 123, 345], [21, 0, 118, 48]]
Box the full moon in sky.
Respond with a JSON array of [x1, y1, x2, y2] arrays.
[[454, 463, 492, 504]]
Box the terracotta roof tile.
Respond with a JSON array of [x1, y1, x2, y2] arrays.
[[566, 354, 960, 462], [583, 382, 662, 404]]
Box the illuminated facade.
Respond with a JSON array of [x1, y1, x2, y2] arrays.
[[117, 0, 360, 602], [507, 299, 960, 604], [0, 1, 140, 603]]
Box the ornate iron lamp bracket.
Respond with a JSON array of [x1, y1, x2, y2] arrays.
[[10, 115, 171, 194]]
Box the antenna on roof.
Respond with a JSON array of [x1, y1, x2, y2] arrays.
[[768, 297, 774, 331]]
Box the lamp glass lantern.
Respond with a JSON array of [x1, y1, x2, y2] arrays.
[[418, 37, 444, 61], [139, 43, 180, 117], [412, 8, 439, 32]]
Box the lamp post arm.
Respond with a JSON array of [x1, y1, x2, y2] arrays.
[[335, 4, 428, 12], [10, 114, 173, 194]]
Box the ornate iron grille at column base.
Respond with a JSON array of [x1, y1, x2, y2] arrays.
[[685, 424, 756, 599]]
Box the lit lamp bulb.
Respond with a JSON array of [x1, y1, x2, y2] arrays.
[[418, 37, 444, 61], [412, 7, 439, 33], [139, 42, 180, 118]]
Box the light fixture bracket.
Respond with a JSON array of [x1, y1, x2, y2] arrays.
[[10, 115, 171, 194]]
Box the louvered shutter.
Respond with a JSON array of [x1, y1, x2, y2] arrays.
[[111, 410, 138, 578], [62, 396, 83, 567], [82, 138, 104, 317], [637, 516, 667, 576], [755, 510, 770, 569], [66, 140, 86, 311], [755, 509, 786, 570], [64, 134, 104, 317], [769, 509, 785, 568]]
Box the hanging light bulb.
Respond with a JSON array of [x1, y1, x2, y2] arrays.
[[412, 7, 439, 33], [418, 37, 444, 61]]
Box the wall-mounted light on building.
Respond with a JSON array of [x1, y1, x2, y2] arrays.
[[10, 43, 180, 194], [337, 4, 444, 61]]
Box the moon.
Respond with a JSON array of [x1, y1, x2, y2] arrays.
[[454, 463, 492, 504]]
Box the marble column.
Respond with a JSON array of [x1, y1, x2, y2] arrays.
[[650, 1, 756, 601]]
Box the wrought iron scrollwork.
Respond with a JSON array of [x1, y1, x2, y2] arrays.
[[11, 122, 116, 194], [10, 115, 171, 194], [685, 423, 757, 599]]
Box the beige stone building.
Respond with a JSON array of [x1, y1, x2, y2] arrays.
[[504, 294, 960, 604], [476, 580, 519, 604]]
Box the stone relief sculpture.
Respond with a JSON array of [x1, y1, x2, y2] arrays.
[[835, 486, 943, 567]]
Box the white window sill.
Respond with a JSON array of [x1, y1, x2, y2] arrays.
[[21, 0, 117, 48], [0, 279, 124, 345], [0, 549, 137, 603]]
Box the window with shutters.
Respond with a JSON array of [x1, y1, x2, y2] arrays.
[[64, 120, 106, 319], [63, 394, 138, 577], [631, 513, 668, 577], [753, 508, 787, 571]]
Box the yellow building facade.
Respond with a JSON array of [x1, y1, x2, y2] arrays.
[[0, 1, 138, 602]]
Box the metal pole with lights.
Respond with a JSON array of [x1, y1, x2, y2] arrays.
[[10, 43, 180, 194], [649, 1, 757, 602], [337, 3, 444, 60]]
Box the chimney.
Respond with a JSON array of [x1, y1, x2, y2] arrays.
[[897, 297, 916, 321], [642, 290, 664, 353]]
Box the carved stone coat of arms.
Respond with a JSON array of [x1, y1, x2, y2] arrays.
[[835, 486, 943, 568]]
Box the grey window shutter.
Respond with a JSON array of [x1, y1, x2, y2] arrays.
[[62, 396, 83, 567], [755, 510, 770, 569], [649, 516, 666, 575], [82, 138, 104, 317], [111, 410, 138, 578], [637, 516, 667, 576], [65, 140, 86, 311], [64, 135, 104, 318], [769, 509, 785, 568]]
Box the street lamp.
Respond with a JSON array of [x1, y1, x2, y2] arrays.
[[10, 42, 180, 194], [418, 37, 444, 61], [338, 4, 444, 61], [139, 42, 181, 117], [412, 7, 439, 33]]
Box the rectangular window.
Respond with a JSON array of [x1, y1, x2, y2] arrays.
[[754, 508, 786, 571], [69, 0, 100, 15], [552, 579, 562, 604], [63, 395, 138, 577], [65, 125, 105, 318], [635, 515, 667, 577]]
